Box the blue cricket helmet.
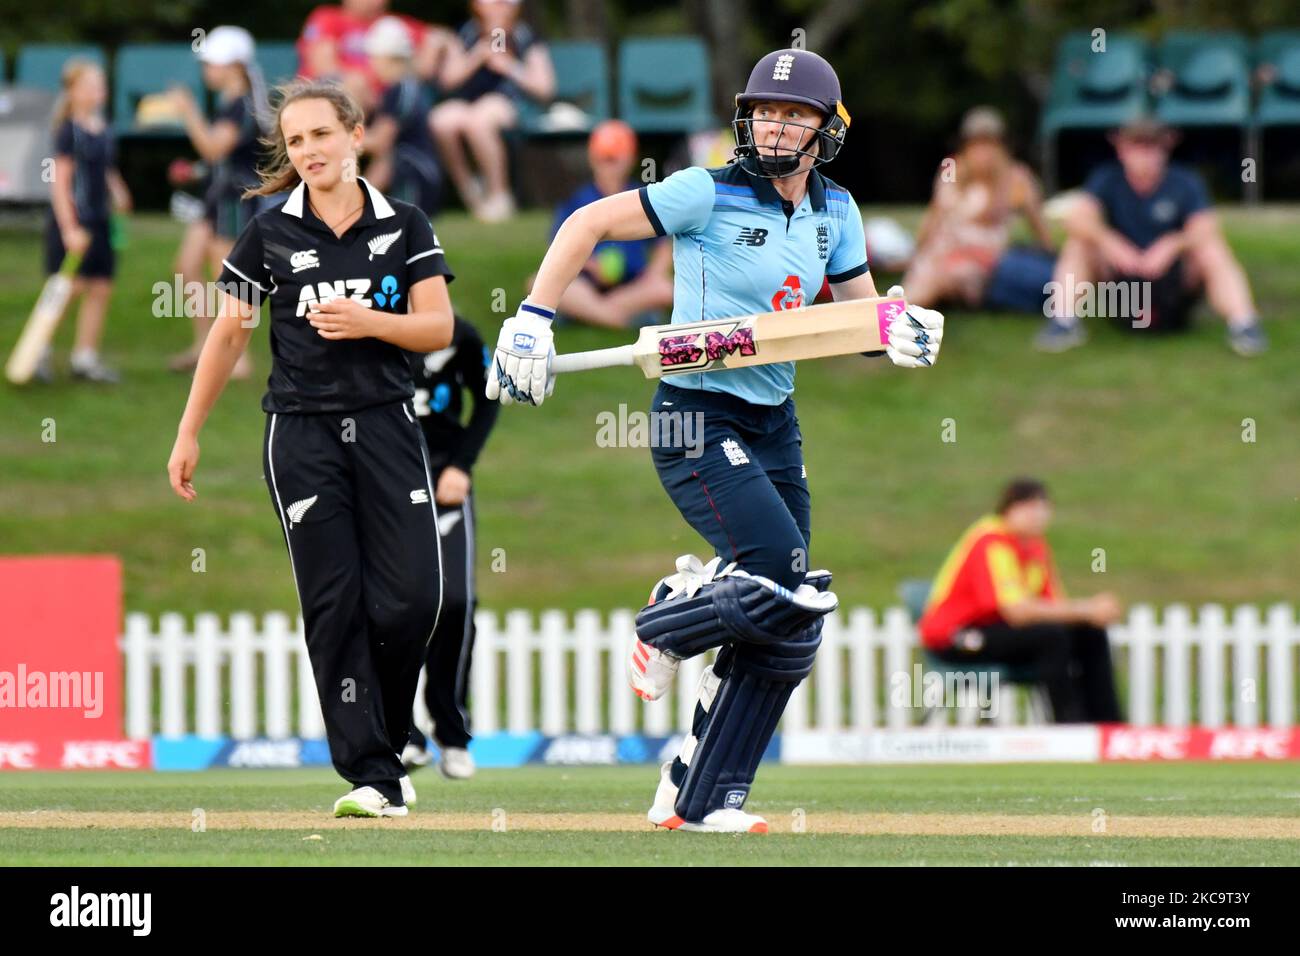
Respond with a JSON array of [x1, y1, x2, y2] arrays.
[[732, 48, 852, 179]]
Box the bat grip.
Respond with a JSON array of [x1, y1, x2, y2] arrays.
[[552, 345, 636, 374]]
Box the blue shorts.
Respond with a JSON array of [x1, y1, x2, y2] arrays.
[[649, 382, 810, 591]]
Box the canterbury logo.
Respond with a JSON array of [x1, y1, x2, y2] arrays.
[[367, 230, 402, 260], [285, 495, 318, 528]]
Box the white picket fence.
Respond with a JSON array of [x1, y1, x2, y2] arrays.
[[121, 603, 1300, 740]]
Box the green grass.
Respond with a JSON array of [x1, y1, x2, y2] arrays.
[[2, 764, 1297, 865], [2, 206, 1298, 617]]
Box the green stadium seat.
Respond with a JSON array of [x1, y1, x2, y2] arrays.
[[897, 578, 1040, 693], [1039, 32, 1151, 192], [520, 39, 610, 135], [113, 43, 203, 136], [15, 44, 106, 92], [1255, 31, 1300, 128], [1153, 31, 1251, 129], [617, 36, 714, 134], [255, 41, 301, 88], [1040, 32, 1150, 138]]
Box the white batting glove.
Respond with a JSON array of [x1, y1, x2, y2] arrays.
[[485, 302, 556, 406], [884, 284, 943, 368]]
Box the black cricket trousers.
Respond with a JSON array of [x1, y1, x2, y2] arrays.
[[935, 622, 1123, 723], [264, 400, 443, 804], [409, 490, 477, 752]]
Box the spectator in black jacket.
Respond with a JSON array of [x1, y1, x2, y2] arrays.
[[402, 316, 500, 780]]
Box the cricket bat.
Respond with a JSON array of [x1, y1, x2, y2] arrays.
[[5, 252, 83, 385], [551, 295, 906, 378]]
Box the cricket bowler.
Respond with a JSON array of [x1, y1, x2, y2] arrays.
[[487, 48, 946, 832]]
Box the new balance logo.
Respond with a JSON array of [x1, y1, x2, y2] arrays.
[[285, 495, 318, 528], [721, 439, 749, 467], [290, 249, 319, 273], [410, 489, 430, 504], [367, 229, 402, 260], [733, 227, 768, 247]]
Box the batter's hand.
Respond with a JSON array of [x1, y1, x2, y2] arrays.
[[884, 285, 944, 368], [486, 305, 555, 406]]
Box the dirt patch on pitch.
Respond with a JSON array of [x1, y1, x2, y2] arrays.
[[2, 810, 1298, 839]]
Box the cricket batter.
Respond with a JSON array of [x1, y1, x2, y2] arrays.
[[487, 49, 945, 832]]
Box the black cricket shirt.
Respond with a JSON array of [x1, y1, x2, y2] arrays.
[[217, 176, 455, 414], [408, 316, 500, 475]]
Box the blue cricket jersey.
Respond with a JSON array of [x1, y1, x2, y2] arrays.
[[637, 162, 869, 406]]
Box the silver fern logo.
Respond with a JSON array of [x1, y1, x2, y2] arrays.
[[367, 229, 402, 260], [285, 495, 318, 528]]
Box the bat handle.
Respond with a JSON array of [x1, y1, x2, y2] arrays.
[[552, 345, 636, 374]]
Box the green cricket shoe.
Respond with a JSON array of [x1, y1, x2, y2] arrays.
[[333, 785, 409, 818]]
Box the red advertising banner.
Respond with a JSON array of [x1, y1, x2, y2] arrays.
[[0, 556, 146, 769], [1101, 725, 1300, 761]]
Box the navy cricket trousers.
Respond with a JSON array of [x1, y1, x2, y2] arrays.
[[649, 381, 811, 591]]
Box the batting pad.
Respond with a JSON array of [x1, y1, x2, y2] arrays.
[[674, 620, 823, 821], [635, 568, 837, 659]]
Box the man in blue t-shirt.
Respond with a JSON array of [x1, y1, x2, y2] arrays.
[[1037, 116, 1264, 356], [531, 120, 673, 329]]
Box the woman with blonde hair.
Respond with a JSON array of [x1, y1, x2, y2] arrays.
[[168, 80, 456, 818], [42, 59, 132, 383], [903, 107, 1054, 309], [167, 26, 271, 376]]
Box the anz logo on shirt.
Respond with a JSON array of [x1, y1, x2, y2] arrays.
[[295, 275, 403, 317]]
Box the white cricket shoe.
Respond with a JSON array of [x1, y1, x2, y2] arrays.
[[646, 763, 767, 833], [333, 785, 408, 818], [399, 774, 417, 806], [439, 746, 476, 780], [676, 808, 769, 834], [646, 761, 680, 827], [401, 742, 432, 771]]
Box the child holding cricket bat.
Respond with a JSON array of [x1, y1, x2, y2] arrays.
[[487, 49, 946, 832], [42, 59, 132, 384]]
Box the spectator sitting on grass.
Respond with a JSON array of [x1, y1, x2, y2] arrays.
[[1036, 115, 1265, 356], [525, 121, 673, 329], [362, 16, 444, 217], [430, 0, 555, 222], [918, 478, 1124, 725], [902, 107, 1055, 312]]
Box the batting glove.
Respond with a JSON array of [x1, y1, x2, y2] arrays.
[[884, 284, 944, 368], [486, 302, 556, 406]]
